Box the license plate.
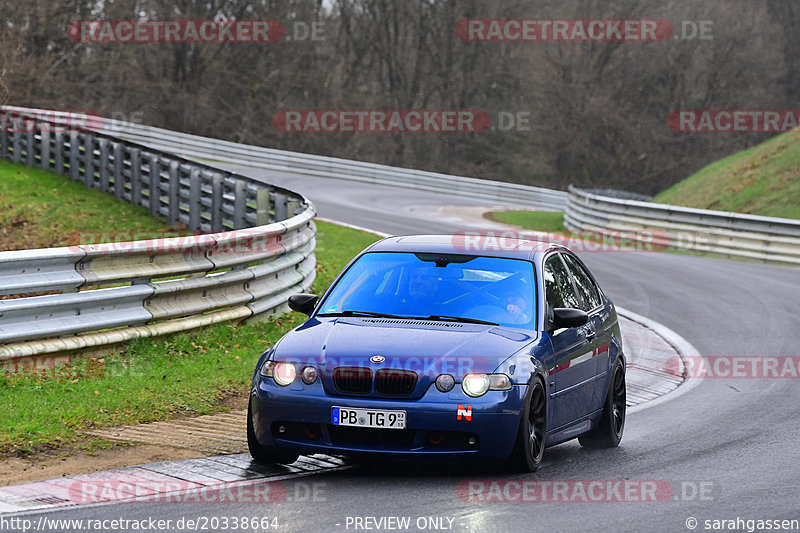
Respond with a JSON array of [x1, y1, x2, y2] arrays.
[[332, 407, 406, 429]]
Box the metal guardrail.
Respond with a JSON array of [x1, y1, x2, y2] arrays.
[[0, 108, 317, 369], [565, 186, 800, 266], [1, 106, 569, 211]]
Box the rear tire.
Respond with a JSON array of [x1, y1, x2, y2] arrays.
[[247, 401, 299, 465], [509, 378, 547, 472], [579, 358, 626, 448]]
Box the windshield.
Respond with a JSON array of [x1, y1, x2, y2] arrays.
[[317, 252, 536, 329]]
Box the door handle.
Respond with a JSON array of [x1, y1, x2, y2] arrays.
[[584, 328, 596, 340]]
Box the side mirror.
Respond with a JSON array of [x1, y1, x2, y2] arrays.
[[550, 308, 589, 330], [288, 293, 318, 316]]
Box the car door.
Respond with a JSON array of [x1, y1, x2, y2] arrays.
[[542, 253, 596, 429], [561, 253, 613, 412]]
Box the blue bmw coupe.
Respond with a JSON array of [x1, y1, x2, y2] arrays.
[[248, 235, 625, 471]]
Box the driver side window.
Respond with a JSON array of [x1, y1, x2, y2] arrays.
[[543, 254, 581, 321], [562, 254, 602, 311]]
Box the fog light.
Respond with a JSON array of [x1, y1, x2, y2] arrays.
[[301, 366, 318, 385], [468, 436, 477, 446], [278, 425, 287, 434], [429, 432, 444, 445], [435, 374, 455, 392], [305, 425, 320, 439]]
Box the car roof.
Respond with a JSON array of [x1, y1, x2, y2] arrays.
[[366, 234, 563, 261]]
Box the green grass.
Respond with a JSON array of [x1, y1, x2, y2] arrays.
[[0, 160, 181, 250], [489, 210, 566, 232], [0, 159, 380, 452], [655, 132, 800, 219]]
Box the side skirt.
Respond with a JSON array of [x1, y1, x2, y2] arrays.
[[545, 407, 603, 447]]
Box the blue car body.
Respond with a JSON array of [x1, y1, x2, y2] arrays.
[[249, 235, 624, 462]]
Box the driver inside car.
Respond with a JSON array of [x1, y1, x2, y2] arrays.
[[503, 291, 531, 324], [400, 265, 441, 311]]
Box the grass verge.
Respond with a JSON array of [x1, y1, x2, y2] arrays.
[[654, 131, 800, 219], [488, 210, 566, 232], [0, 160, 180, 251], [0, 159, 380, 453]]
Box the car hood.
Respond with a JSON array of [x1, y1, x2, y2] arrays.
[[272, 317, 538, 399]]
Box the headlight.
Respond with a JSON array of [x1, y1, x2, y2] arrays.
[[462, 374, 490, 397], [461, 373, 512, 397], [260, 361, 296, 386], [435, 374, 455, 392]]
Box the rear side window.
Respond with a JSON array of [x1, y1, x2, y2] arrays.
[[562, 254, 602, 311], [543, 255, 581, 319]]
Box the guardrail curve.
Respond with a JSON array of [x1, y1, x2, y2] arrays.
[[0, 108, 317, 370], [564, 186, 800, 266], [2, 106, 569, 211]]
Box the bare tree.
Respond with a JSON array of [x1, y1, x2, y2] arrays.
[[1, 0, 795, 195]]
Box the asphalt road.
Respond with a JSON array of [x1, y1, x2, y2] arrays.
[[23, 167, 800, 533]]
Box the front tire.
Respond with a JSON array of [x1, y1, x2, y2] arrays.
[[247, 400, 299, 465], [579, 358, 626, 448], [510, 378, 547, 472]]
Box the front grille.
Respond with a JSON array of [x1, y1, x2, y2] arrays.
[[375, 369, 418, 396], [332, 367, 372, 394]]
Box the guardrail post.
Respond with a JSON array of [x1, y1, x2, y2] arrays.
[[11, 129, 21, 163], [83, 134, 94, 187], [69, 131, 79, 180], [113, 142, 124, 199], [40, 129, 50, 170], [148, 154, 160, 218], [0, 119, 8, 159], [233, 179, 246, 229], [256, 187, 271, 225], [54, 131, 64, 175], [167, 160, 179, 226], [26, 131, 35, 166], [189, 168, 202, 231], [287, 199, 301, 217], [130, 147, 142, 206], [98, 138, 110, 192], [274, 192, 288, 222], [211, 173, 224, 231]]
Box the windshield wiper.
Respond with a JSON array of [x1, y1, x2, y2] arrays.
[[317, 310, 498, 325], [317, 310, 410, 319], [420, 315, 499, 326]]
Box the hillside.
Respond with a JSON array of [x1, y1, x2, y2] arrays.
[[654, 132, 800, 219]]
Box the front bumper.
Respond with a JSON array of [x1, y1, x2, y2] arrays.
[[250, 375, 526, 461]]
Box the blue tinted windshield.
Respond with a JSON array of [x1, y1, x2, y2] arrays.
[[317, 252, 536, 329]]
